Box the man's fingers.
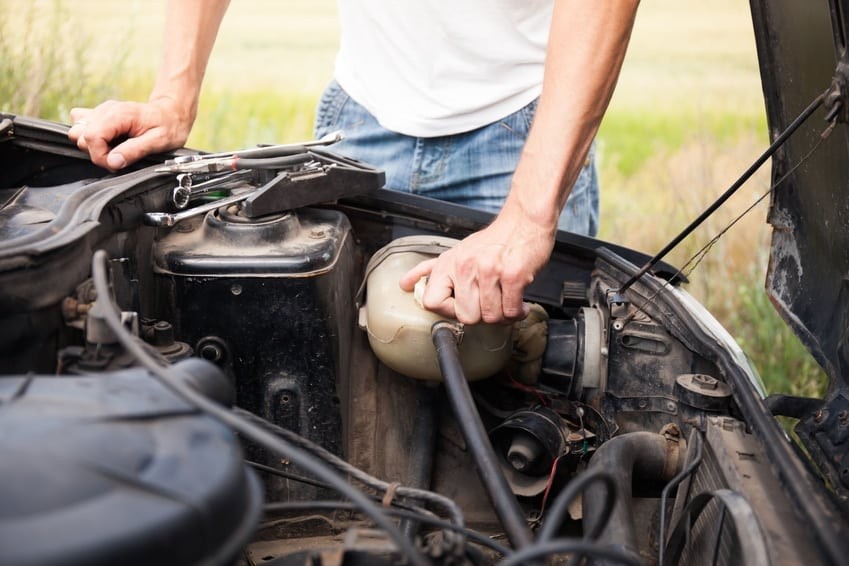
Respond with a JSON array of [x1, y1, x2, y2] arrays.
[[501, 272, 532, 322], [399, 258, 438, 291], [444, 273, 481, 325], [68, 108, 93, 142], [478, 272, 504, 324], [104, 130, 170, 171], [421, 268, 461, 321]]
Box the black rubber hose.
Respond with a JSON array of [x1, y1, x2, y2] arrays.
[[233, 153, 313, 170], [432, 323, 533, 550], [583, 431, 683, 560], [400, 382, 441, 539], [538, 469, 617, 543]]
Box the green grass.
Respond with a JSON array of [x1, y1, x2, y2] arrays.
[[0, 0, 828, 398], [598, 110, 768, 177]]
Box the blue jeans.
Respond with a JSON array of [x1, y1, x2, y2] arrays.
[[314, 80, 599, 236]]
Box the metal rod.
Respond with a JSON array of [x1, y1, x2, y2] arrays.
[[431, 322, 533, 550], [617, 92, 825, 295]]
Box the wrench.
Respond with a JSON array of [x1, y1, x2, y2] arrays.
[[145, 189, 256, 227], [171, 169, 254, 209]]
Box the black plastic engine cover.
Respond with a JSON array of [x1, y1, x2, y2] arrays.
[[0, 369, 262, 566]]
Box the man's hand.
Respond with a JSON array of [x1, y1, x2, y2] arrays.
[[68, 0, 230, 171], [399, 210, 555, 325], [68, 97, 193, 171], [400, 0, 639, 326]]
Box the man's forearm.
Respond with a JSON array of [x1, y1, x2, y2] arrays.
[[506, 0, 640, 229], [150, 0, 231, 123]]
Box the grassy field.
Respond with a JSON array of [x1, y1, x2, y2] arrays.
[[0, 0, 826, 396]]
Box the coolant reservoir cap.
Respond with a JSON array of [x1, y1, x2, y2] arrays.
[[359, 235, 513, 381]]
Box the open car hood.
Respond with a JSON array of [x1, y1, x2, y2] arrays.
[[751, 0, 849, 387]]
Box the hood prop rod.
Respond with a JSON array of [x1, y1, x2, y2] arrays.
[[613, 91, 827, 299]]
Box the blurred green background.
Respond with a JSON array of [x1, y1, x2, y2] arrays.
[[0, 0, 826, 397]]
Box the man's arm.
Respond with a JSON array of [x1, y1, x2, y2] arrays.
[[400, 0, 640, 324], [68, 0, 230, 170]]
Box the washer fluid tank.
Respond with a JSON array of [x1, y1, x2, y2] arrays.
[[359, 235, 513, 381]]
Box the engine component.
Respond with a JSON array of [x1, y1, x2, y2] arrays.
[[790, 389, 849, 496], [583, 427, 686, 562], [540, 306, 604, 399], [0, 367, 262, 566], [359, 236, 512, 381], [141, 319, 193, 362], [58, 300, 140, 373], [490, 406, 576, 497], [153, 205, 357, 502], [668, 417, 820, 566], [674, 373, 732, 413]]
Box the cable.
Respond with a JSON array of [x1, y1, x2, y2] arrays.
[[710, 506, 727, 566], [498, 540, 641, 566], [617, 90, 826, 295], [263, 500, 511, 556], [618, 114, 836, 330], [245, 460, 331, 491], [662, 489, 769, 566], [658, 432, 704, 566], [232, 406, 465, 530], [234, 405, 466, 557], [90, 250, 429, 566], [538, 470, 617, 543]]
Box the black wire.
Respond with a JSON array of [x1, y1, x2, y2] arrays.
[[710, 506, 727, 566], [537, 469, 617, 543], [232, 406, 465, 531], [245, 460, 331, 491], [90, 250, 429, 566], [233, 401, 466, 557], [263, 500, 511, 556], [617, 90, 826, 294], [663, 489, 768, 566], [658, 431, 704, 566], [618, 106, 837, 330], [498, 540, 641, 566]]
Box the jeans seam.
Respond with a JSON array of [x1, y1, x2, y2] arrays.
[[316, 80, 350, 132], [521, 98, 539, 132]]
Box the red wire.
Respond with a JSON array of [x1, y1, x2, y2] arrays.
[[538, 453, 566, 518], [504, 374, 548, 406]]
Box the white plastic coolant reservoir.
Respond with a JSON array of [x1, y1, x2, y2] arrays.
[[359, 236, 513, 381]]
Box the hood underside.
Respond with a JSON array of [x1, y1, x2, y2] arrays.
[[750, 0, 849, 386]]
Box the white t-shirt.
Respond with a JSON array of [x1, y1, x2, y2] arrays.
[[334, 0, 554, 138]]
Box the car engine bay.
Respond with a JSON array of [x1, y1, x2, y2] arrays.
[[4, 1, 849, 563], [0, 111, 844, 565]]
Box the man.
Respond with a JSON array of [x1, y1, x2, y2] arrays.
[[69, 0, 639, 325]]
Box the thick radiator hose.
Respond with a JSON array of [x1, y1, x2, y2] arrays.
[[583, 429, 685, 558]]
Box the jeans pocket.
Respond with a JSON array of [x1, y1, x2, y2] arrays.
[[313, 80, 349, 136], [519, 98, 540, 134]]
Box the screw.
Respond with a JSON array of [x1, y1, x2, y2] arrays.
[[230, 284, 243, 296]]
